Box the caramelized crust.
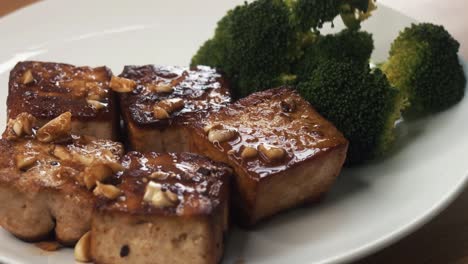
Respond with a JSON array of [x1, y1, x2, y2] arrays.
[[96, 152, 231, 217], [0, 135, 122, 193], [91, 152, 230, 264], [0, 136, 123, 244], [119, 65, 231, 129], [7, 61, 115, 121], [191, 87, 348, 179], [188, 87, 348, 225]]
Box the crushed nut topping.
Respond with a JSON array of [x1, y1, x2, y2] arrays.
[[74, 231, 91, 262], [203, 123, 222, 133], [83, 163, 114, 189], [208, 128, 237, 143], [157, 98, 185, 114], [15, 154, 37, 170], [143, 181, 179, 208], [22, 70, 34, 84], [52, 146, 72, 160], [241, 146, 258, 159], [149, 171, 170, 180], [152, 106, 170, 119], [36, 112, 72, 143], [93, 182, 121, 199], [86, 99, 107, 110], [109, 76, 136, 93], [148, 83, 174, 93], [258, 144, 286, 162], [4, 113, 37, 140]]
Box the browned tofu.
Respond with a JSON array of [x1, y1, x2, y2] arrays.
[[0, 113, 123, 245], [188, 87, 348, 226], [7, 61, 119, 140], [91, 152, 231, 264], [118, 65, 231, 152]]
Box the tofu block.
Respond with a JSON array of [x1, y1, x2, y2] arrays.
[[91, 152, 231, 264], [7, 61, 119, 140], [0, 113, 123, 244], [188, 87, 349, 226], [119, 65, 231, 152]]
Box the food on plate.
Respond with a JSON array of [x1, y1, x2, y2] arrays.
[[382, 23, 467, 116], [190, 0, 376, 98], [118, 65, 231, 152], [7, 61, 119, 140], [191, 0, 291, 98], [0, 113, 123, 244], [192, 0, 466, 165], [91, 152, 230, 264], [298, 61, 406, 165], [188, 87, 348, 225], [291, 0, 376, 31], [294, 29, 374, 82], [1, 1, 466, 262]]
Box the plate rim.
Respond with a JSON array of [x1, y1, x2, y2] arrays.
[[0, 1, 466, 264]]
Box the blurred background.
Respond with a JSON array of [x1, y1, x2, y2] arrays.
[[1, 0, 467, 59], [380, 0, 467, 59]]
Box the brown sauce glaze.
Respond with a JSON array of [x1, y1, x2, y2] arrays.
[[190, 87, 348, 180], [7, 61, 115, 121], [119, 65, 231, 128], [97, 152, 231, 217]]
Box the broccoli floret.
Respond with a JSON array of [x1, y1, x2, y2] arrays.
[[191, 0, 292, 98], [295, 29, 374, 81], [290, 0, 341, 32], [382, 23, 466, 116], [289, 0, 376, 32], [298, 61, 405, 165], [340, 0, 377, 30], [191, 0, 380, 98]]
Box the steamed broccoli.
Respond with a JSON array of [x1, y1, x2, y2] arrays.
[[298, 61, 406, 165], [295, 29, 374, 81], [382, 23, 466, 116], [191, 0, 292, 98], [340, 0, 377, 30], [191, 0, 378, 98], [289, 0, 376, 32], [290, 0, 341, 32]]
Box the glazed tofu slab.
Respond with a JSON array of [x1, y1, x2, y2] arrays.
[[7, 61, 119, 140], [91, 152, 231, 264], [189, 87, 349, 226], [118, 65, 231, 152], [0, 113, 123, 245]]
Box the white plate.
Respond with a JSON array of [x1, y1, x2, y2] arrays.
[[0, 1, 467, 263]]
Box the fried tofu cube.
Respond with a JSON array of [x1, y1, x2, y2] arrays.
[[0, 114, 123, 244], [188, 87, 348, 226], [7, 61, 119, 140], [118, 65, 231, 152], [91, 152, 230, 264]]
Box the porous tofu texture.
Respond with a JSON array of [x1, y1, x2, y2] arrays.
[[119, 65, 231, 152], [91, 152, 230, 264], [189, 87, 348, 226], [0, 134, 123, 245], [7, 61, 119, 140]]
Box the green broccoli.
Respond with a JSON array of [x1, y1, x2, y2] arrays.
[[382, 23, 466, 116], [289, 0, 376, 32], [191, 0, 292, 98], [297, 61, 406, 165], [295, 29, 374, 81], [289, 0, 341, 32], [340, 0, 377, 30], [191, 0, 378, 98]]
